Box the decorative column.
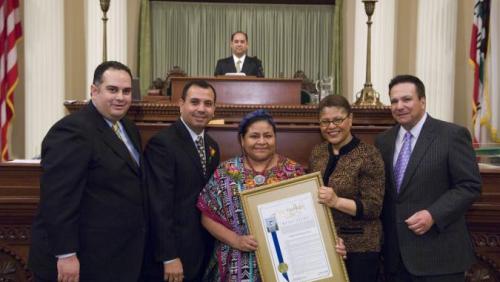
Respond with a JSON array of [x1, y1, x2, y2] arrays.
[[24, 0, 65, 158], [352, 0, 396, 105], [415, 0, 458, 122], [85, 0, 127, 96]]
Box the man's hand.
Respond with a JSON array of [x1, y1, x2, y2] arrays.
[[232, 235, 258, 252], [164, 258, 184, 282], [57, 255, 80, 282], [405, 209, 434, 235], [318, 186, 339, 208]]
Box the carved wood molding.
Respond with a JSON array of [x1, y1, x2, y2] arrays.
[[467, 252, 500, 281], [0, 226, 31, 242], [64, 101, 395, 126], [471, 232, 500, 249], [0, 245, 31, 282], [467, 233, 500, 281]]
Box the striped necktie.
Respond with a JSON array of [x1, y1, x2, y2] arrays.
[[112, 123, 124, 141], [394, 132, 413, 193], [112, 122, 139, 165]]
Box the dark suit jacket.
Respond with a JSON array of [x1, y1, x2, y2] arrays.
[[375, 116, 481, 276], [28, 102, 147, 282], [144, 120, 220, 280], [214, 56, 264, 77]]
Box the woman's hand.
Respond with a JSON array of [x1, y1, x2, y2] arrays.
[[318, 186, 339, 208], [335, 237, 347, 259], [232, 235, 258, 252]]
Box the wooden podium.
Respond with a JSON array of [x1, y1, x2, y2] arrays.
[[170, 76, 303, 104]]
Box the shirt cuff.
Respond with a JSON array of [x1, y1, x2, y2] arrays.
[[164, 259, 176, 264], [56, 253, 77, 259]]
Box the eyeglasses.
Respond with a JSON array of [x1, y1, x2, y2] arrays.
[[319, 115, 350, 127]]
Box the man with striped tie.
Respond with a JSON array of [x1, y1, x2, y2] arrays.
[[375, 75, 481, 282], [29, 61, 146, 282]]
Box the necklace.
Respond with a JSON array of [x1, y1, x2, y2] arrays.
[[245, 154, 275, 186]]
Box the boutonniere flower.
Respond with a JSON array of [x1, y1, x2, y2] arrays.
[[208, 146, 216, 163]]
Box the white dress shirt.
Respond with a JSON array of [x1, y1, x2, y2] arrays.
[[393, 112, 428, 165]]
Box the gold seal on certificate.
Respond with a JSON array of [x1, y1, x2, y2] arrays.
[[278, 262, 288, 273]]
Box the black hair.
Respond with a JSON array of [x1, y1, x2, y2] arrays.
[[93, 61, 132, 85], [181, 80, 217, 102], [238, 109, 276, 138], [388, 74, 426, 99], [318, 95, 352, 115]]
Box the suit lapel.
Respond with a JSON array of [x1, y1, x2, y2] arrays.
[[122, 118, 143, 166], [241, 58, 249, 73], [398, 117, 437, 195], [385, 126, 399, 197], [227, 57, 237, 73], [174, 120, 205, 180], [204, 135, 220, 177], [87, 103, 140, 174]]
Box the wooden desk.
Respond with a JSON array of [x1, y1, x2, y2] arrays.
[[170, 76, 302, 105]]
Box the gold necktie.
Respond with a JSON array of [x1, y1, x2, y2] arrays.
[[112, 122, 139, 165], [112, 123, 123, 141], [236, 60, 242, 73]]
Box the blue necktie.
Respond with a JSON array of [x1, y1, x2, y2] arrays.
[[394, 132, 412, 193]]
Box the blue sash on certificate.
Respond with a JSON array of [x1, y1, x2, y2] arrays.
[[265, 215, 289, 281]]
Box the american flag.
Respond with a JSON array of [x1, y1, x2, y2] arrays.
[[0, 0, 22, 161], [470, 0, 491, 144]]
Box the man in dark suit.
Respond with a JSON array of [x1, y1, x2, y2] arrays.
[[144, 80, 220, 282], [28, 61, 147, 282], [214, 31, 264, 77], [375, 75, 481, 281]]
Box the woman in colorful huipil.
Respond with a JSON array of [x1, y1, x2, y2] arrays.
[[196, 110, 306, 281]]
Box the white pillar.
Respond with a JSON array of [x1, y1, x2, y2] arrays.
[[85, 0, 128, 97], [352, 0, 396, 105], [415, 0, 457, 122], [24, 0, 65, 158]]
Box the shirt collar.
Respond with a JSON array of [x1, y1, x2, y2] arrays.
[[328, 136, 360, 157], [233, 54, 246, 64], [104, 118, 120, 128], [180, 117, 204, 142], [397, 112, 428, 141]]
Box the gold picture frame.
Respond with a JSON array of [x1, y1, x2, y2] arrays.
[[240, 172, 349, 282]]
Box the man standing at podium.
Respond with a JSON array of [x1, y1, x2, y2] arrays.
[[28, 61, 147, 282], [214, 31, 264, 77], [375, 75, 481, 281]]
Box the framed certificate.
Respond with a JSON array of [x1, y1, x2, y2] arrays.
[[240, 172, 349, 282]]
